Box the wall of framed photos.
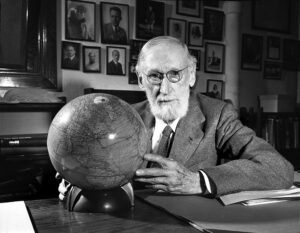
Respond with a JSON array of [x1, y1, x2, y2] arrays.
[[58, 0, 227, 102], [239, 0, 299, 110]]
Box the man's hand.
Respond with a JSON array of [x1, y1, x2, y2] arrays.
[[55, 173, 72, 201], [134, 154, 202, 194]]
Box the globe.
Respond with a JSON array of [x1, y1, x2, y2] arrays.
[[47, 93, 148, 190]]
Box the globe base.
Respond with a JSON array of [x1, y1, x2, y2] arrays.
[[64, 183, 134, 213]]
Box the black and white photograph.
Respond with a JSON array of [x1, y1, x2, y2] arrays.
[[189, 48, 201, 71], [204, 9, 224, 41], [176, 0, 202, 17], [167, 18, 186, 43], [241, 34, 263, 70], [106, 46, 126, 75], [82, 46, 100, 73], [283, 38, 300, 71], [188, 22, 203, 47], [205, 42, 224, 73], [267, 36, 281, 60], [61, 41, 80, 70], [264, 61, 282, 80], [128, 61, 138, 85], [130, 39, 146, 61], [100, 2, 129, 45], [206, 79, 223, 99], [136, 0, 165, 40], [65, 0, 95, 41]]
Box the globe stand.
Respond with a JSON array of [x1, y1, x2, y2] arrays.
[[64, 182, 134, 213]]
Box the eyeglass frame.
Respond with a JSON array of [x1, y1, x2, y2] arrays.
[[140, 66, 190, 85]]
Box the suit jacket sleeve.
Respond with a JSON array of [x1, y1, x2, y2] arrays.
[[202, 103, 294, 196]]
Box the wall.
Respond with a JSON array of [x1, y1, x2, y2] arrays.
[[58, 0, 225, 102], [239, 1, 299, 110]]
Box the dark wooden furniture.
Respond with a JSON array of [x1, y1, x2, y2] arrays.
[[26, 198, 200, 233]]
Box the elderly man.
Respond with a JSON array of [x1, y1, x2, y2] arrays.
[[133, 36, 293, 196], [58, 36, 293, 198]]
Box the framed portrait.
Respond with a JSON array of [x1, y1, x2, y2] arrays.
[[130, 39, 146, 61], [189, 49, 201, 71], [61, 41, 80, 70], [241, 34, 263, 71], [188, 22, 203, 47], [106, 46, 126, 76], [100, 2, 129, 45], [204, 43, 225, 74], [82, 46, 101, 73], [206, 79, 223, 100], [203, 9, 224, 41], [283, 39, 300, 71], [176, 0, 202, 18], [65, 0, 95, 41], [136, 0, 165, 40], [167, 18, 186, 43], [252, 0, 291, 33], [128, 61, 138, 85], [267, 36, 280, 60], [264, 61, 282, 80]]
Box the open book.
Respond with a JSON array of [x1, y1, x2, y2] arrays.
[[219, 185, 300, 206]]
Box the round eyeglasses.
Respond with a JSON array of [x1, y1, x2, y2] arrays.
[[143, 66, 189, 85]]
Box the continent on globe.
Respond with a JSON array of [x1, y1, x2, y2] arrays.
[[47, 93, 149, 190]]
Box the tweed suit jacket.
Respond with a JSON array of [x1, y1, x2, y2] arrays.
[[133, 92, 294, 196]]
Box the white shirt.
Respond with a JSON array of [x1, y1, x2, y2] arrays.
[[151, 117, 212, 194]]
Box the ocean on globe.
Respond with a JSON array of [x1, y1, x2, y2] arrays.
[[47, 93, 149, 190]]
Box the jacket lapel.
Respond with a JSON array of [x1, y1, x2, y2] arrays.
[[169, 96, 205, 165]]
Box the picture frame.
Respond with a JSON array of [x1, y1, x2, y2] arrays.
[[206, 79, 223, 100], [61, 41, 80, 70], [130, 39, 146, 61], [106, 46, 126, 76], [136, 0, 165, 40], [82, 46, 101, 73], [252, 0, 291, 34], [264, 61, 282, 80], [283, 39, 300, 71], [241, 34, 263, 71], [203, 9, 224, 41], [188, 22, 203, 47], [204, 42, 225, 74], [189, 49, 201, 71], [167, 18, 186, 43], [176, 0, 201, 18], [267, 36, 280, 60], [128, 61, 138, 85], [65, 0, 95, 41], [203, 0, 219, 8], [100, 2, 129, 45]]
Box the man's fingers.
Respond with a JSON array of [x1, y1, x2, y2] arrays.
[[135, 167, 170, 177], [134, 176, 168, 185], [143, 153, 175, 167]]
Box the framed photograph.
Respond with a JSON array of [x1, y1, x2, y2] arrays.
[[129, 61, 138, 85], [130, 39, 146, 61], [203, 9, 224, 41], [61, 41, 80, 70], [189, 49, 201, 71], [106, 46, 126, 76], [241, 34, 263, 71], [176, 0, 201, 18], [264, 61, 282, 80], [65, 0, 95, 41], [283, 39, 300, 71], [82, 46, 101, 73], [100, 2, 129, 45], [206, 79, 223, 100], [252, 0, 291, 33], [188, 22, 203, 47], [167, 18, 186, 43], [136, 0, 165, 40], [267, 36, 280, 60], [204, 43, 225, 74]]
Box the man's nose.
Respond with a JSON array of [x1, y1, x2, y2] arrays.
[[159, 75, 171, 94]]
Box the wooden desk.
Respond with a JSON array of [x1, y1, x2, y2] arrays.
[[26, 198, 200, 233]]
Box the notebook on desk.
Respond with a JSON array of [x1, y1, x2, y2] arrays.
[[135, 189, 300, 233]]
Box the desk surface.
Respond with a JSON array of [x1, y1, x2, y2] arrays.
[[26, 198, 200, 233]]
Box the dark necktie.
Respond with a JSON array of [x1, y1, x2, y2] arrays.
[[148, 125, 173, 168]]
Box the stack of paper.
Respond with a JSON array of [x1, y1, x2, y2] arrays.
[[219, 185, 300, 206]]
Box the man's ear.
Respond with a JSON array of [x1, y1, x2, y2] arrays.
[[189, 66, 196, 88], [138, 75, 145, 90]]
